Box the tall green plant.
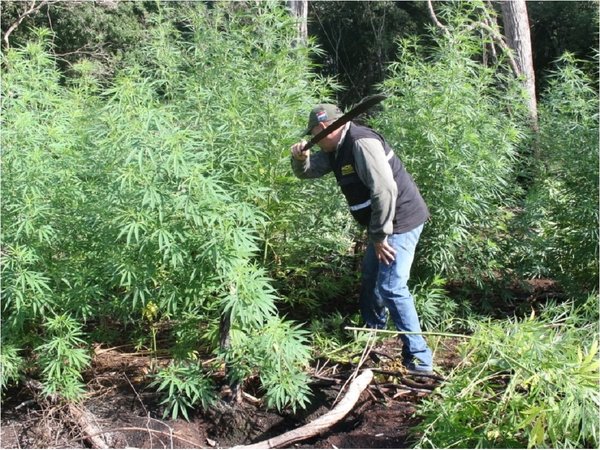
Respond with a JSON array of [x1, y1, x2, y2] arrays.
[[1, 33, 102, 397], [35, 314, 91, 401], [374, 3, 527, 286], [1, 2, 341, 411], [514, 54, 599, 297]]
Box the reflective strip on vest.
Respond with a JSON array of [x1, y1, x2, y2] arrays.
[[349, 199, 372, 211]]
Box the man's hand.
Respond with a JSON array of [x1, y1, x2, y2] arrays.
[[374, 237, 396, 265], [291, 140, 309, 161]]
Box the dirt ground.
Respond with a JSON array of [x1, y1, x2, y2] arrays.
[[3, 278, 557, 449], [0, 336, 462, 449]]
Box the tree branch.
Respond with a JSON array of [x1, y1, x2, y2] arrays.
[[475, 21, 521, 76], [3, 1, 51, 49], [235, 369, 374, 449], [426, 0, 450, 37], [425, 0, 520, 77], [76, 426, 204, 448]]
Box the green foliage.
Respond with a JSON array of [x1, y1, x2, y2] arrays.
[[413, 276, 460, 331], [1, 1, 156, 76], [309, 312, 373, 363], [254, 318, 312, 412], [3, 4, 597, 436], [1, 2, 338, 409], [35, 315, 91, 401], [0, 343, 23, 395], [528, 1, 599, 87], [514, 54, 599, 297], [1, 32, 102, 333], [150, 361, 216, 421], [225, 317, 313, 412], [414, 295, 599, 449], [308, 1, 430, 106], [374, 3, 527, 286]]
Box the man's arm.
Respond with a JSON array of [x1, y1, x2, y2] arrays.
[[352, 138, 397, 243], [290, 142, 333, 179]]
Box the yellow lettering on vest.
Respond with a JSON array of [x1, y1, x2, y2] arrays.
[[341, 164, 355, 176]]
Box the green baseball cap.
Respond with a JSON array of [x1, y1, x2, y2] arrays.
[[304, 104, 343, 135]]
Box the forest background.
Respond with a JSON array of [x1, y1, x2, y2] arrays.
[[1, 1, 599, 448]]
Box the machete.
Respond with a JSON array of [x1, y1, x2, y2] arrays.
[[302, 93, 388, 152]]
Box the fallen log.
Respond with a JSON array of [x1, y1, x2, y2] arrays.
[[235, 369, 373, 449]]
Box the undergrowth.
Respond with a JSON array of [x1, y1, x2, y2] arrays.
[[414, 294, 599, 449]]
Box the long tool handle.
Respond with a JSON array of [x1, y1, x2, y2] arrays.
[[302, 93, 388, 152]]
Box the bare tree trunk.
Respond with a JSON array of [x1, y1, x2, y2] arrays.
[[500, 0, 539, 138], [287, 0, 308, 45]]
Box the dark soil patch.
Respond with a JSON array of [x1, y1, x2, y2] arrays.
[[1, 335, 456, 449]]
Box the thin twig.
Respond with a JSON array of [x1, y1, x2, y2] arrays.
[[424, 0, 520, 78], [332, 332, 376, 407], [371, 370, 437, 391], [426, 0, 451, 37], [370, 349, 395, 360], [242, 391, 262, 405], [147, 416, 175, 449], [371, 367, 446, 382], [473, 22, 521, 76], [145, 415, 155, 448], [12, 425, 21, 449], [345, 326, 471, 339], [3, 1, 51, 48], [122, 373, 148, 416], [370, 380, 389, 401], [54, 425, 62, 448], [15, 399, 36, 410], [392, 389, 413, 399], [74, 426, 202, 448], [365, 385, 379, 402], [310, 374, 342, 385]]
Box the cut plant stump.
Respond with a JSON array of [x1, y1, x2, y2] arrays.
[[235, 369, 374, 449]]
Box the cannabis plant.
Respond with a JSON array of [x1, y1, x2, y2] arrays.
[[412, 276, 460, 331], [374, 3, 527, 286], [35, 315, 91, 401], [514, 54, 599, 297], [150, 361, 216, 421], [414, 295, 599, 449], [0, 343, 23, 396], [1, 2, 344, 411]]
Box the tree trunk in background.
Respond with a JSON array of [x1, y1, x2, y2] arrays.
[[287, 0, 308, 45], [500, 0, 539, 140]]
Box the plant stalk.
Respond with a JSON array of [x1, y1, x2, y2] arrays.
[[344, 326, 471, 339]]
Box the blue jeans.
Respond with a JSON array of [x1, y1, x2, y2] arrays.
[[359, 224, 432, 370]]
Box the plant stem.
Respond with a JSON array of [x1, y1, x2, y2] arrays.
[[344, 326, 471, 339]]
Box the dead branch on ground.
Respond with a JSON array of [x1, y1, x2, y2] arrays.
[[235, 369, 374, 449]]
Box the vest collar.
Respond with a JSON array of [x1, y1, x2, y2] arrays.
[[335, 122, 351, 153]]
